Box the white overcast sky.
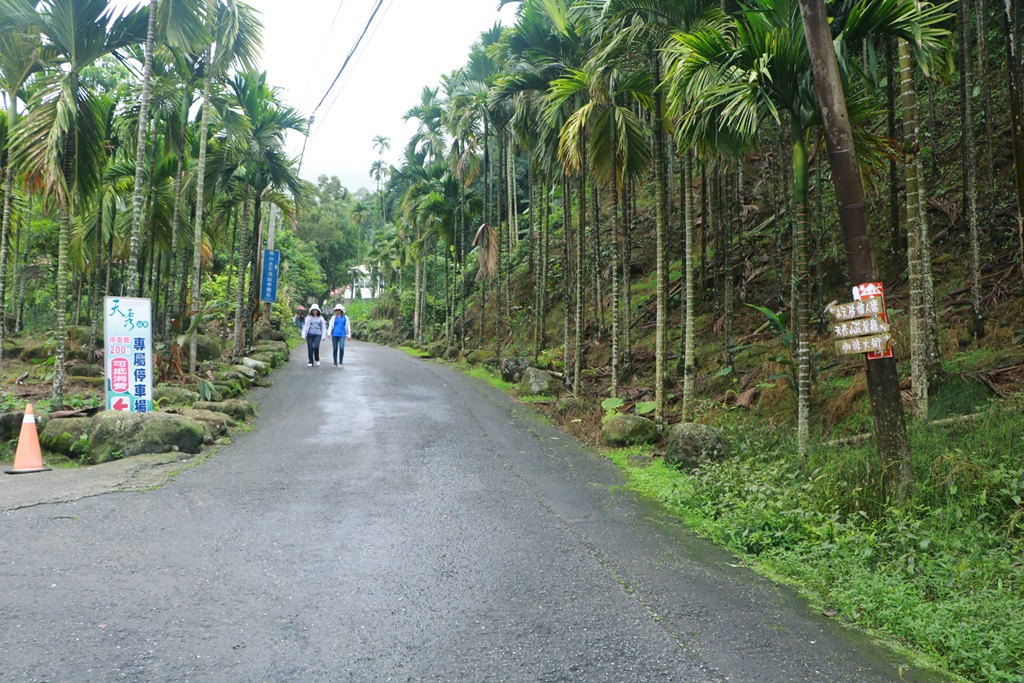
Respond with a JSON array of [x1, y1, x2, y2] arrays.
[[115, 0, 518, 192]]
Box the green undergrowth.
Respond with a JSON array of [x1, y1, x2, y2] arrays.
[[399, 345, 431, 358], [460, 364, 516, 391], [605, 403, 1024, 683]]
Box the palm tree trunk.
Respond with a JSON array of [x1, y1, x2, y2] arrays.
[[0, 99, 14, 360], [16, 189, 32, 334], [574, 163, 585, 395], [961, 0, 984, 338], [682, 153, 696, 422], [653, 53, 668, 429], [1003, 0, 1024, 276], [799, 0, 912, 500], [233, 196, 251, 360], [900, 38, 930, 421], [189, 26, 214, 374], [562, 176, 571, 375], [611, 159, 621, 397], [245, 197, 262, 351], [791, 124, 812, 457], [53, 130, 76, 410], [127, 0, 158, 297], [623, 180, 633, 377]]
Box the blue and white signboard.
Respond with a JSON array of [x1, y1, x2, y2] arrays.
[[261, 249, 281, 303], [104, 297, 153, 413]]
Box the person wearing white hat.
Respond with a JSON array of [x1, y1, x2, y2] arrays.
[[300, 303, 326, 366], [327, 303, 352, 366]]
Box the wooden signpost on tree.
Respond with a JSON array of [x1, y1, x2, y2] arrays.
[[797, 0, 913, 502]]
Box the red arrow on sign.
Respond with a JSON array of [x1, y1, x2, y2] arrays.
[[112, 398, 129, 411]]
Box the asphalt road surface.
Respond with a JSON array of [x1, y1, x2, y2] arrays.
[[0, 342, 951, 683]]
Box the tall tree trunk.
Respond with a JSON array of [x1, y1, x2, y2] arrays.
[[886, 37, 903, 264], [1003, 0, 1024, 274], [127, 0, 158, 297], [233, 197, 251, 360], [190, 21, 214, 374], [799, 0, 912, 501], [574, 164, 585, 395], [623, 180, 633, 376], [682, 153, 697, 421], [53, 130, 76, 410], [653, 54, 668, 429], [900, 38, 930, 421], [0, 99, 14, 360], [563, 176, 572, 376], [610, 160, 621, 397], [961, 0, 984, 338], [791, 124, 812, 457]]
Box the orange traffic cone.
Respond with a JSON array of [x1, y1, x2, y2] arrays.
[[5, 404, 50, 474]]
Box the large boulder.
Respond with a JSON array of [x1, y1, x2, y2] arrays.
[[426, 342, 446, 358], [257, 327, 286, 342], [153, 386, 201, 407], [519, 367, 556, 397], [602, 415, 659, 447], [39, 417, 92, 457], [500, 357, 530, 383], [231, 364, 259, 380], [249, 351, 281, 369], [182, 409, 236, 444], [194, 399, 256, 422], [664, 422, 729, 470], [193, 334, 223, 362], [465, 349, 495, 366], [87, 411, 205, 464]]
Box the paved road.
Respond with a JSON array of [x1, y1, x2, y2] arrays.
[[0, 342, 949, 683]]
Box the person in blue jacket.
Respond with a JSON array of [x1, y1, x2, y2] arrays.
[[327, 303, 352, 366], [301, 303, 326, 366]]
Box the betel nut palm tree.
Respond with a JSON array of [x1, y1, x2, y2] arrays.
[[5, 0, 148, 409]]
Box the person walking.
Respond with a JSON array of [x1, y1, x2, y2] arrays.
[[301, 303, 326, 366], [327, 304, 352, 366]]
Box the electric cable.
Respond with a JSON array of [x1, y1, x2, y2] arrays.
[[298, 0, 388, 172], [312, 0, 395, 138], [300, 0, 347, 104]]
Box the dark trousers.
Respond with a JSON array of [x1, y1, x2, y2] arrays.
[[331, 336, 346, 364], [306, 334, 322, 364]]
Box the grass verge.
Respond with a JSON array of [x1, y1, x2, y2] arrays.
[[603, 404, 1024, 683]]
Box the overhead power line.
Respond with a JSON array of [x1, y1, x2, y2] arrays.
[[311, 0, 385, 119]]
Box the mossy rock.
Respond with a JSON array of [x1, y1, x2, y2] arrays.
[[240, 357, 270, 376], [519, 367, 557, 397], [466, 349, 495, 365], [426, 342, 446, 358], [39, 417, 92, 457], [87, 411, 205, 464], [66, 326, 98, 348], [66, 348, 94, 362], [231, 364, 259, 380], [249, 351, 282, 368], [68, 364, 103, 378], [443, 346, 460, 361], [252, 339, 289, 357], [182, 409, 236, 444], [216, 371, 251, 390], [212, 381, 242, 398], [153, 386, 201, 407], [193, 334, 223, 362], [194, 399, 256, 422], [664, 423, 729, 470], [4, 340, 23, 358], [1, 410, 51, 442], [256, 327, 287, 342], [602, 415, 659, 447], [18, 341, 53, 362]]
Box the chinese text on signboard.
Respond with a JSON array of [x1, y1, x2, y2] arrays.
[[104, 297, 152, 413]]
